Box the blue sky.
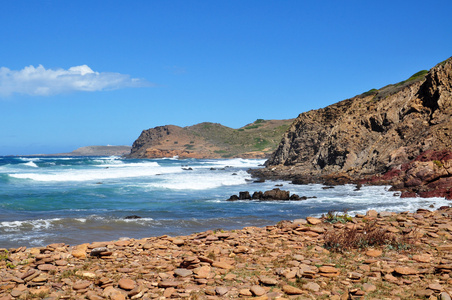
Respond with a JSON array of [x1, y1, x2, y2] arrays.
[[1, 1, 451, 155]]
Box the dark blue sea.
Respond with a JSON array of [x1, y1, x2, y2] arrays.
[[0, 156, 448, 248]]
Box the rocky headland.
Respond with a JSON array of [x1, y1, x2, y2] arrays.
[[252, 57, 452, 199], [2, 207, 452, 299], [127, 119, 293, 159], [36, 146, 132, 157]]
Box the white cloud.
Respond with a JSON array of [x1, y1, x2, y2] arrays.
[[0, 64, 152, 97]]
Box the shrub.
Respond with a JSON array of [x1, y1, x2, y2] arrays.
[[324, 221, 415, 252]]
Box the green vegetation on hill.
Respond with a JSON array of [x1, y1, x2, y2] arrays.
[[186, 119, 292, 157], [359, 69, 429, 101]]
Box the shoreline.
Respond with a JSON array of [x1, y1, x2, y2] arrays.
[[2, 207, 452, 299]]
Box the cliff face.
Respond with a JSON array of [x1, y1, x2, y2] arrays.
[[263, 57, 452, 181], [128, 119, 293, 159]]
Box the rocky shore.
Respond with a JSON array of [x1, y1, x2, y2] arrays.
[[2, 207, 452, 300]]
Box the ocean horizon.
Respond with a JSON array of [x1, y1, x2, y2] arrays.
[[1, 156, 449, 249]]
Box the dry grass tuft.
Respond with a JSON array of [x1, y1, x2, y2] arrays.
[[324, 221, 416, 252]]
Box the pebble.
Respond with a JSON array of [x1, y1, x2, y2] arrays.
[[2, 208, 452, 300]]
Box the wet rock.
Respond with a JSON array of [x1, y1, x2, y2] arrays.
[[124, 215, 141, 219]]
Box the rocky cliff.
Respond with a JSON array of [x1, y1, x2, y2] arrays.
[[255, 57, 452, 197], [128, 119, 293, 159]]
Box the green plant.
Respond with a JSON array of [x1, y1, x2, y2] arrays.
[[362, 88, 378, 97], [433, 160, 444, 167], [0, 249, 8, 261]]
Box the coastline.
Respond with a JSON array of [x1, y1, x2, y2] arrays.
[[2, 207, 452, 299]]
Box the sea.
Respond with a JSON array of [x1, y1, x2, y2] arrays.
[[1, 156, 449, 249]]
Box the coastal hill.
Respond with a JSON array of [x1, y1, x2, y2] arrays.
[[127, 119, 293, 159], [255, 57, 452, 198], [39, 146, 132, 157]]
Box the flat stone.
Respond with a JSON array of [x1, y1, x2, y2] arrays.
[[428, 283, 443, 291], [303, 282, 320, 292], [366, 249, 382, 257], [348, 272, 363, 280], [363, 283, 376, 292], [55, 259, 68, 266], [394, 266, 418, 275], [282, 285, 303, 295], [440, 292, 452, 300], [239, 288, 253, 296], [172, 238, 185, 246], [259, 276, 278, 285], [437, 244, 452, 251], [413, 254, 432, 263], [32, 273, 49, 282], [37, 264, 56, 271], [10, 288, 25, 298], [103, 286, 125, 300], [215, 286, 229, 296], [118, 278, 136, 290], [174, 268, 193, 277], [367, 210, 378, 217], [224, 273, 236, 280], [158, 280, 181, 288], [194, 265, 211, 279], [73, 281, 91, 290], [293, 218, 307, 225], [163, 287, 175, 298], [250, 285, 267, 296], [379, 211, 393, 217], [90, 247, 109, 256], [319, 266, 339, 273], [71, 249, 86, 259], [306, 217, 322, 225], [212, 261, 233, 270]]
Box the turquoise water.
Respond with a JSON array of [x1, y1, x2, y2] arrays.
[[0, 156, 448, 248]]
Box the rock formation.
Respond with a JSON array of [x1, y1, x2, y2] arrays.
[[128, 119, 293, 159], [37, 146, 132, 157], [254, 57, 452, 197]]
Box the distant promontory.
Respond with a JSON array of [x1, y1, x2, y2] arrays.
[[127, 119, 293, 159]]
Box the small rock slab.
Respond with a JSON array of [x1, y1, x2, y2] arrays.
[[412, 254, 432, 263], [306, 217, 322, 225], [174, 268, 193, 277], [282, 285, 303, 295], [394, 266, 418, 275], [212, 261, 233, 270], [303, 282, 320, 292], [319, 266, 340, 276], [215, 286, 229, 296], [73, 281, 91, 290], [366, 249, 382, 257], [158, 280, 181, 288], [250, 285, 267, 296], [37, 264, 56, 271], [90, 247, 109, 256], [259, 276, 278, 285], [118, 278, 136, 290]]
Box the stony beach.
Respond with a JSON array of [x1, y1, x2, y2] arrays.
[[2, 207, 452, 300]]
